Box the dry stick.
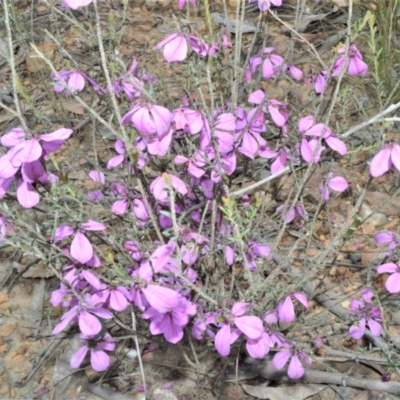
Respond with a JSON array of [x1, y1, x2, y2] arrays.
[[7, 257, 41, 293], [256, 360, 400, 395], [130, 305, 147, 399], [340, 99, 400, 138], [92, 0, 129, 145], [0, 100, 20, 119], [268, 10, 328, 70], [231, 0, 246, 110], [4, 0, 30, 134], [86, 383, 135, 400], [43, 0, 91, 36], [230, 165, 291, 197], [14, 332, 69, 387]]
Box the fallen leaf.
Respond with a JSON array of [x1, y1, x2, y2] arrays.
[[26, 43, 58, 72], [242, 383, 326, 400], [61, 100, 85, 115]]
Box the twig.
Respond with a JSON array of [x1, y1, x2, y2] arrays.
[[340, 100, 400, 138], [7, 257, 41, 294], [130, 305, 147, 399], [4, 0, 30, 134], [268, 10, 328, 70], [230, 166, 291, 197], [86, 383, 135, 400], [254, 360, 400, 394], [92, 0, 129, 145], [14, 332, 69, 387]]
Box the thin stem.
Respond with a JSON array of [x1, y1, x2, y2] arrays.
[[92, 0, 129, 144], [130, 306, 147, 398], [4, 0, 30, 134]]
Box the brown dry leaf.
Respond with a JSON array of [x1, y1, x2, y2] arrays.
[[61, 100, 85, 115], [26, 43, 58, 72], [22, 266, 53, 279], [242, 383, 326, 400]]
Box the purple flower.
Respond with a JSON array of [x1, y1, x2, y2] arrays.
[[70, 333, 115, 372], [332, 44, 368, 77], [369, 143, 400, 177], [54, 221, 105, 264], [214, 303, 265, 357], [147, 296, 196, 344], [157, 33, 188, 62], [249, 47, 284, 80], [222, 34, 232, 49], [248, 0, 282, 13], [62, 0, 93, 9], [375, 231, 400, 252], [315, 71, 329, 94], [377, 263, 400, 294], [0, 214, 12, 242], [51, 70, 102, 95], [189, 36, 218, 57], [178, 0, 195, 9], [121, 103, 173, 137], [278, 293, 308, 323], [349, 289, 382, 339], [272, 349, 311, 379], [319, 173, 348, 200], [150, 173, 187, 202], [0, 127, 73, 208], [298, 115, 347, 160], [276, 203, 306, 223], [52, 297, 113, 336]]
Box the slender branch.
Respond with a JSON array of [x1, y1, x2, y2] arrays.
[[130, 306, 147, 398], [4, 0, 30, 134], [231, 166, 291, 197], [341, 100, 400, 138]]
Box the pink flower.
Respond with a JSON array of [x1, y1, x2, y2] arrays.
[[51, 70, 102, 95], [70, 333, 115, 372], [0, 127, 72, 208], [214, 303, 265, 357], [349, 289, 382, 339], [121, 103, 173, 137], [377, 262, 400, 293], [0, 214, 12, 243], [142, 295, 196, 344], [268, 99, 289, 127], [222, 34, 232, 49], [178, 0, 195, 9], [319, 173, 348, 200], [375, 231, 400, 251], [287, 65, 303, 81], [298, 115, 346, 160], [276, 203, 306, 223], [150, 173, 188, 202], [52, 299, 113, 336], [315, 71, 329, 94], [278, 293, 308, 323], [369, 143, 400, 177], [249, 47, 284, 80], [332, 44, 368, 77], [190, 36, 218, 57], [249, 0, 282, 12], [272, 349, 311, 379], [157, 33, 188, 62]]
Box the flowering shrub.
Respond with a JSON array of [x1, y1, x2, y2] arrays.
[[2, 0, 399, 387]]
